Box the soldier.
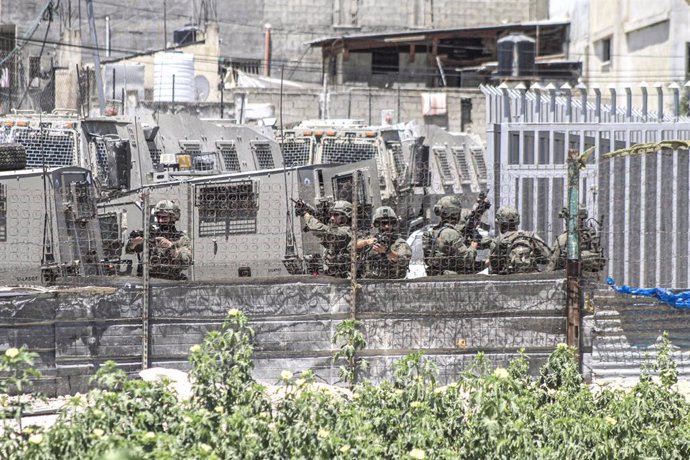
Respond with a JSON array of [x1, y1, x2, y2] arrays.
[[488, 206, 551, 274], [356, 206, 411, 279], [296, 200, 353, 278], [547, 207, 606, 272], [422, 196, 479, 276], [126, 200, 192, 280]]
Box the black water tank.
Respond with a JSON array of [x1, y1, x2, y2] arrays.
[[173, 26, 199, 46], [496, 34, 536, 77]]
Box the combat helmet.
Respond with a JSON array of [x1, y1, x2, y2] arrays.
[[495, 206, 520, 228], [434, 195, 462, 220], [372, 206, 398, 225], [154, 200, 181, 221], [331, 200, 353, 218]]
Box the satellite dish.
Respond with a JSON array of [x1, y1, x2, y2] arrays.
[[194, 75, 210, 102]]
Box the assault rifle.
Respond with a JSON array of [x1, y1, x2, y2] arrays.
[[291, 197, 334, 228], [462, 188, 491, 245]]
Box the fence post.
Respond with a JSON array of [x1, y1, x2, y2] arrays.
[[561, 83, 572, 122], [141, 189, 151, 370], [577, 83, 587, 122], [624, 86, 632, 121], [655, 82, 664, 122], [516, 82, 527, 122], [499, 82, 510, 121], [640, 82, 648, 121], [593, 87, 601, 122], [609, 86, 617, 122], [532, 83, 542, 122], [546, 83, 556, 122], [670, 82, 680, 121], [566, 149, 581, 353], [349, 171, 359, 320]]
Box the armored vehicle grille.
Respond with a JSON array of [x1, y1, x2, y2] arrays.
[[0, 184, 5, 242], [280, 138, 311, 167], [451, 146, 471, 184], [195, 181, 258, 236], [12, 127, 76, 168], [433, 147, 454, 184], [219, 144, 241, 172], [471, 147, 487, 180], [322, 138, 376, 164], [387, 141, 406, 178], [94, 139, 109, 181], [252, 142, 275, 169]]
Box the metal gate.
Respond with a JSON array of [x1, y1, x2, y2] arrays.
[[483, 84, 690, 289]]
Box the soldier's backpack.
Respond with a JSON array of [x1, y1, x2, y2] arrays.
[[492, 231, 542, 274]]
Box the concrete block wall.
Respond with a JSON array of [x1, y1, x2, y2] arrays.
[[229, 87, 486, 142], [0, 274, 566, 396]]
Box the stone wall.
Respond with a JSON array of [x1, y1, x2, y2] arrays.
[[0, 274, 566, 396]]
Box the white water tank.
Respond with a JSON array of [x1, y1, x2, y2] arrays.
[[153, 52, 195, 103]]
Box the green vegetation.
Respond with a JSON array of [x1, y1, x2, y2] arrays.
[[2, 313, 690, 459]]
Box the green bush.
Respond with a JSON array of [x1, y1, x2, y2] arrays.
[[3, 312, 690, 459]]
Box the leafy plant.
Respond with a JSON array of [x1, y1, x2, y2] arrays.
[[331, 319, 368, 388]]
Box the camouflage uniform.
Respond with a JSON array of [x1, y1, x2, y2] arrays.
[[304, 200, 353, 278], [423, 196, 478, 276], [547, 208, 605, 272], [126, 200, 192, 280], [359, 206, 412, 279], [488, 206, 550, 275]]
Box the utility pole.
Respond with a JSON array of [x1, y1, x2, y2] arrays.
[[85, 0, 105, 114]]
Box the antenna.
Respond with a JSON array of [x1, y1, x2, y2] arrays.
[[279, 65, 298, 259]]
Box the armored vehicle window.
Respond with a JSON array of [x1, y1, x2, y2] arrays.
[[280, 138, 312, 167], [94, 139, 109, 181], [12, 127, 76, 168], [219, 143, 241, 172], [195, 181, 258, 236], [322, 138, 376, 164], [0, 184, 6, 242], [252, 142, 275, 169], [99, 213, 121, 259]]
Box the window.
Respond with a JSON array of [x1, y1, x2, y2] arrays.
[[333, 0, 358, 26], [218, 142, 241, 172], [0, 184, 6, 242], [251, 142, 275, 169], [372, 50, 399, 74], [29, 56, 41, 80], [195, 181, 258, 236], [601, 37, 611, 64]]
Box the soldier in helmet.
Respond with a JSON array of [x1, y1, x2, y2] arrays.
[[422, 196, 479, 276], [488, 206, 550, 274], [356, 206, 411, 279], [547, 207, 606, 272], [126, 200, 192, 280], [297, 200, 353, 278]]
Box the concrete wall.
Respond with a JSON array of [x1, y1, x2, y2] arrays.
[[561, 0, 690, 107], [4, 1, 549, 86], [227, 86, 487, 141], [0, 274, 566, 396]]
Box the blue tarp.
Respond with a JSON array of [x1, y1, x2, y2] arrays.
[[607, 277, 690, 309]]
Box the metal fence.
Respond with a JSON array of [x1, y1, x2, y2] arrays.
[[483, 83, 690, 290], [483, 83, 690, 379]]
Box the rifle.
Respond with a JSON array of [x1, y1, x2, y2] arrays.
[[462, 188, 491, 245], [291, 197, 333, 229]]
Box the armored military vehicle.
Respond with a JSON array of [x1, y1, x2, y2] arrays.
[[0, 165, 105, 285]]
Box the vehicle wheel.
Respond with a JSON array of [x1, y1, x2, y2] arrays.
[[0, 143, 27, 171]]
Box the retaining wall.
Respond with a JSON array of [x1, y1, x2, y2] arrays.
[[1, 274, 566, 396]]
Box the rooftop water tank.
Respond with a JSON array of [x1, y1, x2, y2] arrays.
[[153, 52, 195, 103], [496, 33, 536, 77]]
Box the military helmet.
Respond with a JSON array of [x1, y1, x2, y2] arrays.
[[577, 207, 588, 219], [495, 206, 520, 226], [372, 206, 397, 224], [154, 200, 181, 221], [434, 195, 462, 218], [331, 200, 353, 218]]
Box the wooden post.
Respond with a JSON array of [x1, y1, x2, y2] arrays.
[[349, 171, 359, 320], [566, 149, 581, 351]]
